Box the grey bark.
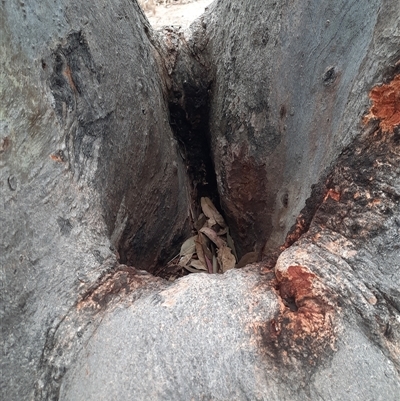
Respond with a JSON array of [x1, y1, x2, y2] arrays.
[[1, 0, 399, 400], [202, 0, 399, 255], [1, 1, 190, 399]]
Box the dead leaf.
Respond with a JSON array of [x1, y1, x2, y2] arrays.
[[198, 233, 213, 259], [184, 265, 206, 273], [206, 219, 217, 228], [216, 227, 228, 236], [194, 213, 207, 231], [217, 246, 236, 272], [178, 236, 198, 267], [195, 235, 208, 270], [212, 254, 218, 274], [236, 251, 258, 269], [200, 197, 226, 228], [190, 259, 207, 270], [226, 231, 238, 261], [205, 255, 213, 274], [200, 227, 226, 248], [178, 254, 192, 267], [180, 236, 197, 257]]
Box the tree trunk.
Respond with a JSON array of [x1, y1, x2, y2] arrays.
[[1, 0, 399, 400]]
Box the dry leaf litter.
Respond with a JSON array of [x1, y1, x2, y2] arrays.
[[173, 197, 239, 277], [160, 197, 258, 280]]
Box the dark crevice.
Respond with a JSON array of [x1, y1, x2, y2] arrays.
[[115, 28, 224, 278], [280, 175, 329, 251], [168, 80, 219, 208], [282, 296, 298, 312], [114, 28, 319, 277], [152, 53, 224, 278], [164, 28, 222, 213]]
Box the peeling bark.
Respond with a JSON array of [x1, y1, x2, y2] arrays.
[[364, 72, 400, 133]]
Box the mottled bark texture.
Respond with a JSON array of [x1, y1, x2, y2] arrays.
[[201, 0, 399, 256], [1, 0, 399, 400], [1, 1, 190, 399]]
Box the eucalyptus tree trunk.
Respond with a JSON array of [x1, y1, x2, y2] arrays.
[[1, 0, 399, 400]]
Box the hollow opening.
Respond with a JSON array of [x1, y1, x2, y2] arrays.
[[116, 2, 237, 280], [282, 297, 298, 312], [152, 64, 233, 278], [115, 0, 332, 280], [115, 30, 230, 279], [114, 66, 320, 279]]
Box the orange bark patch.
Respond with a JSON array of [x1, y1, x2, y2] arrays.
[[50, 150, 66, 162], [276, 265, 316, 304], [278, 266, 335, 339], [323, 188, 340, 202], [258, 265, 337, 367], [280, 217, 307, 251], [364, 74, 400, 133]]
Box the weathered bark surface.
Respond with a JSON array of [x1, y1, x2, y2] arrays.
[[1, 0, 399, 400], [201, 0, 399, 256], [1, 1, 190, 399]]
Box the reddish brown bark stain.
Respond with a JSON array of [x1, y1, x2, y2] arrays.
[[258, 265, 337, 369], [77, 266, 148, 312], [323, 188, 341, 203], [222, 144, 271, 255], [50, 150, 66, 163], [277, 265, 316, 303], [63, 64, 78, 94], [276, 266, 335, 338], [364, 74, 400, 133], [280, 217, 307, 251]]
